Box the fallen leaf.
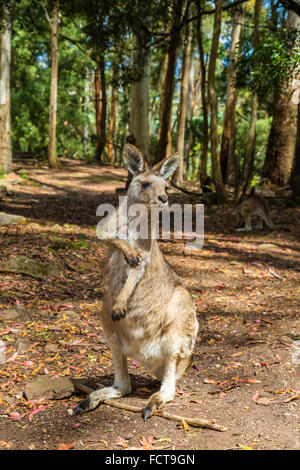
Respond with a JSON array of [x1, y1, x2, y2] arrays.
[[139, 435, 153, 450], [181, 418, 190, 432], [28, 404, 46, 422], [157, 437, 171, 443], [0, 441, 13, 449], [237, 444, 255, 450], [115, 436, 128, 448], [204, 378, 218, 384], [58, 442, 76, 450]]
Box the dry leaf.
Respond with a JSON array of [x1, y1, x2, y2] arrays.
[[237, 444, 255, 450], [139, 435, 153, 450], [0, 440, 13, 449], [181, 418, 190, 432], [115, 436, 128, 448], [58, 442, 76, 450]]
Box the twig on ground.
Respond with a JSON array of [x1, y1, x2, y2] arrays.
[[73, 382, 227, 432]]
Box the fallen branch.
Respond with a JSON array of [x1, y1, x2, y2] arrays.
[[268, 267, 284, 280], [73, 382, 227, 432]]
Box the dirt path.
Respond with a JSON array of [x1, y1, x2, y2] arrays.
[[0, 159, 299, 450]]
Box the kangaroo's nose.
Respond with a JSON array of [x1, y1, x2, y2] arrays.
[[158, 195, 168, 204]]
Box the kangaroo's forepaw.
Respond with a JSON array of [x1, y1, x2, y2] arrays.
[[112, 304, 127, 321], [125, 254, 141, 267]]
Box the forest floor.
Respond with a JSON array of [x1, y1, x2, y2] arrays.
[[0, 158, 299, 451]]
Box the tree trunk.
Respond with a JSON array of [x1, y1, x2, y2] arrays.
[[174, 13, 193, 185], [154, 0, 183, 163], [207, 0, 224, 201], [94, 55, 106, 164], [107, 66, 119, 165], [129, 31, 151, 163], [262, 10, 300, 188], [48, 0, 59, 169], [184, 61, 200, 178], [83, 69, 90, 155], [94, 68, 101, 141], [196, 2, 209, 188], [291, 105, 300, 198], [0, 5, 12, 174], [236, 0, 261, 201], [220, 5, 244, 186]]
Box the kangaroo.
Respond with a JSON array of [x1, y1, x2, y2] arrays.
[[235, 188, 275, 232], [73, 144, 199, 421]]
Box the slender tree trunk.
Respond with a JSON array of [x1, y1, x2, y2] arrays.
[[94, 54, 106, 163], [207, 0, 224, 201], [129, 32, 151, 163], [262, 10, 300, 188], [174, 14, 193, 185], [196, 3, 209, 187], [236, 0, 261, 200], [154, 0, 183, 163], [291, 104, 300, 197], [48, 0, 59, 169], [0, 5, 12, 174], [83, 69, 90, 155], [94, 68, 101, 141], [220, 5, 244, 186], [107, 66, 119, 165], [184, 61, 200, 177]]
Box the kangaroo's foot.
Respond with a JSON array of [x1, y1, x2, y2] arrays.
[[142, 389, 175, 421], [111, 302, 127, 321], [72, 384, 131, 416]]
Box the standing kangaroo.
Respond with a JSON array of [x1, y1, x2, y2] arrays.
[[235, 187, 275, 232], [73, 144, 199, 420]]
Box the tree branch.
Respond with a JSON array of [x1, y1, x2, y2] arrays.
[[72, 382, 228, 432], [41, 0, 52, 29]]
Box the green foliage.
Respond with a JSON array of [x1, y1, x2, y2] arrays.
[[234, 25, 300, 98]]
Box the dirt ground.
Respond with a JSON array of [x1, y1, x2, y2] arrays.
[[0, 159, 299, 451]]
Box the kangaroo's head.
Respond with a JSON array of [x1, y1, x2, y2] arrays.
[[123, 144, 179, 208]]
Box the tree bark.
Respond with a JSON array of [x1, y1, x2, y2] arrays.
[[236, 0, 261, 200], [48, 0, 59, 169], [174, 12, 193, 185], [129, 29, 151, 163], [196, 2, 209, 187], [185, 61, 200, 179], [83, 69, 90, 155], [207, 0, 224, 201], [0, 5, 12, 174], [94, 54, 106, 164], [262, 10, 300, 188], [220, 5, 244, 186], [107, 66, 119, 165], [154, 0, 183, 163]]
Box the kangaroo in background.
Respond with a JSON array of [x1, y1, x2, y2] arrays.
[[73, 144, 199, 420], [235, 187, 275, 232]]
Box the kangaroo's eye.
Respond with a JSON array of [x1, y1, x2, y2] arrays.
[[141, 181, 151, 189], [165, 186, 170, 192]]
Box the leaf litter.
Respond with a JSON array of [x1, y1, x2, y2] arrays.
[[0, 162, 299, 450]]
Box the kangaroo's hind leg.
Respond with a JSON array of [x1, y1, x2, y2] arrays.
[[73, 332, 131, 415], [142, 357, 177, 421]]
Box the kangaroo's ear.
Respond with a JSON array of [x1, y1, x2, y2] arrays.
[[123, 144, 146, 175], [154, 153, 180, 180]]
